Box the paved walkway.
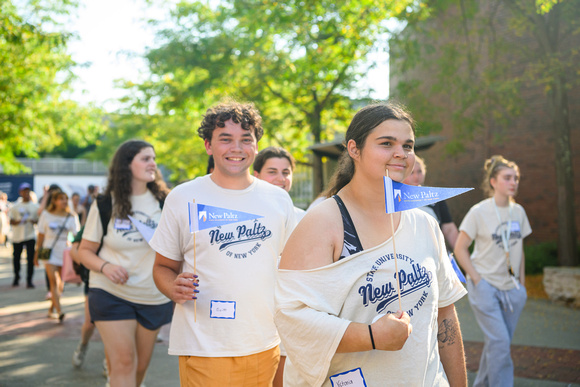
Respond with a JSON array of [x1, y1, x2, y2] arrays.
[[1, 244, 579, 386]]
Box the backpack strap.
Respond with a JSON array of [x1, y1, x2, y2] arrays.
[[96, 194, 112, 255]]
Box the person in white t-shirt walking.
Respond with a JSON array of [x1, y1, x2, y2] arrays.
[[454, 155, 532, 387], [274, 102, 467, 386], [9, 183, 39, 288], [79, 140, 172, 387], [151, 101, 296, 387]]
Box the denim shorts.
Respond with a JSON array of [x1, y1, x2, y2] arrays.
[[88, 288, 173, 330]]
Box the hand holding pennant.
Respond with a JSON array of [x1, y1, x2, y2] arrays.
[[383, 174, 473, 310], [187, 201, 263, 322]]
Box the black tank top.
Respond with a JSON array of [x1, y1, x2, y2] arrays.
[[332, 195, 364, 260]]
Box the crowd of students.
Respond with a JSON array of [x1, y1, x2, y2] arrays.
[[3, 100, 532, 387]]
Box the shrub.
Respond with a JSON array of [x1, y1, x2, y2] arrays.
[[524, 242, 559, 275]]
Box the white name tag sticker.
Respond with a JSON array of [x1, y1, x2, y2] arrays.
[[48, 221, 60, 229], [114, 218, 132, 230], [511, 222, 521, 232], [210, 300, 236, 319], [330, 368, 367, 387]]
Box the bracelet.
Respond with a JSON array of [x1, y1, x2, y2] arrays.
[[100, 261, 110, 273], [368, 325, 376, 350]]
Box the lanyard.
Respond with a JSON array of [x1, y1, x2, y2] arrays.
[[493, 199, 520, 289]]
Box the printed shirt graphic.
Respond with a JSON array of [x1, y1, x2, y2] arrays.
[[83, 190, 169, 305], [459, 198, 532, 290], [275, 209, 467, 387], [383, 177, 472, 214], [9, 201, 39, 242], [150, 175, 297, 357], [37, 211, 79, 266]]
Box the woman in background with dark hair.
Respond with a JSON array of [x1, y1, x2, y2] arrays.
[[79, 140, 171, 387], [275, 103, 467, 386]]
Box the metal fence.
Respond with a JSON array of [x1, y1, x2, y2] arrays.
[[15, 158, 108, 175], [290, 162, 313, 210]]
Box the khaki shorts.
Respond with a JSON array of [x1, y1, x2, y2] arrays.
[[179, 346, 280, 387]]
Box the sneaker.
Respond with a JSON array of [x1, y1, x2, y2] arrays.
[[27, 283, 35, 289], [72, 343, 88, 367]]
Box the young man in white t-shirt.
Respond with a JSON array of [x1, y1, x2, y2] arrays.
[[9, 183, 39, 288], [151, 101, 296, 387]]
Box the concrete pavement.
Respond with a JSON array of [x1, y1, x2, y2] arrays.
[[1, 244, 579, 386]]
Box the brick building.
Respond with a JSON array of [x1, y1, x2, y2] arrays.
[[389, 1, 580, 246]]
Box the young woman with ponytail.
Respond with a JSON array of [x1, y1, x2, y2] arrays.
[[454, 155, 532, 387]]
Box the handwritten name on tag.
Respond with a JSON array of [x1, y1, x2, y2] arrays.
[[330, 368, 367, 387], [210, 300, 236, 319], [114, 219, 132, 230]]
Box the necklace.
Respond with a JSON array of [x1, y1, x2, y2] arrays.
[[493, 198, 520, 289]]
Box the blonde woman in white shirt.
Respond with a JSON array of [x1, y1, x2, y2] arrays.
[[36, 191, 80, 321], [454, 155, 531, 387]]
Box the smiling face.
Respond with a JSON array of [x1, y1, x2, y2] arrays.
[[350, 119, 415, 183], [130, 147, 157, 185], [490, 167, 519, 198], [254, 157, 293, 192], [205, 119, 258, 181]]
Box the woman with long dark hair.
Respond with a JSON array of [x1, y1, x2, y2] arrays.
[[274, 103, 467, 386], [79, 140, 171, 387], [454, 155, 531, 386]]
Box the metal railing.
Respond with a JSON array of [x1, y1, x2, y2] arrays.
[[15, 158, 108, 175]]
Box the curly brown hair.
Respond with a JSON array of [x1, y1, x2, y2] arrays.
[[105, 140, 169, 219], [198, 101, 263, 142]]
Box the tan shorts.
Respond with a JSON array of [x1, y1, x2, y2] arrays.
[[178, 346, 280, 387]]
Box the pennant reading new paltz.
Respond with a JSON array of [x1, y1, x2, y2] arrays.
[[188, 202, 263, 233], [383, 177, 473, 214]]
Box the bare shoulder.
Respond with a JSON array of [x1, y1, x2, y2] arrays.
[[280, 198, 342, 270]]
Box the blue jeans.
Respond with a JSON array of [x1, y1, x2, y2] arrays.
[[467, 278, 527, 387]]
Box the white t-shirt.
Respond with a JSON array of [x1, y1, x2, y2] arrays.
[[9, 201, 39, 242], [459, 198, 532, 290], [83, 191, 169, 305], [150, 175, 297, 357], [275, 209, 467, 387], [294, 206, 306, 222], [37, 211, 79, 266]]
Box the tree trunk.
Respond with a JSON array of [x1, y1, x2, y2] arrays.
[[312, 155, 324, 198], [551, 75, 578, 266], [310, 107, 324, 198]]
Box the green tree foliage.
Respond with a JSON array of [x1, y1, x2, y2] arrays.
[[114, 0, 418, 188], [390, 0, 579, 265], [0, 0, 108, 174]]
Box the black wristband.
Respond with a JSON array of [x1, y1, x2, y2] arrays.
[[368, 324, 376, 350]]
